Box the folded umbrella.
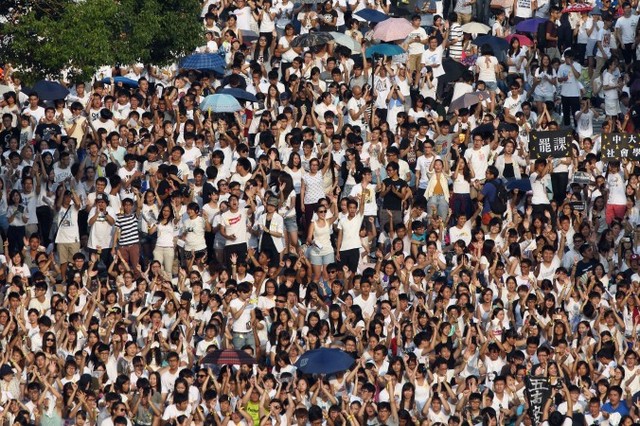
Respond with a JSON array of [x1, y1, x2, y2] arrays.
[[461, 22, 491, 34], [290, 32, 334, 48], [101, 76, 139, 88], [199, 94, 242, 113], [30, 80, 69, 101], [506, 33, 533, 47], [294, 348, 355, 375], [201, 349, 256, 365], [371, 17, 414, 42], [354, 9, 390, 23], [329, 31, 362, 53], [365, 43, 405, 58], [515, 17, 547, 33], [449, 91, 491, 111], [180, 53, 226, 71], [220, 88, 258, 102]]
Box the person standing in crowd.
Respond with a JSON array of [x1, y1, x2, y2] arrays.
[[0, 1, 639, 424]]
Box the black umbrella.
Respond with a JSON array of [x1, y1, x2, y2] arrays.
[[290, 32, 334, 48], [440, 58, 468, 83], [471, 123, 496, 137]]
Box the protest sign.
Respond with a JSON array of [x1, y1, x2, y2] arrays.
[[601, 133, 640, 161], [525, 375, 551, 425], [529, 130, 572, 159]]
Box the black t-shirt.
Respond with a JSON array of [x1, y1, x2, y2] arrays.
[[0, 128, 19, 150], [318, 9, 338, 31], [575, 258, 598, 278], [35, 122, 61, 145], [382, 177, 407, 211]]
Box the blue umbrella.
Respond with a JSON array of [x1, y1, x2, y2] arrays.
[[294, 348, 355, 375], [355, 9, 390, 23], [101, 76, 139, 88], [30, 80, 69, 101], [180, 53, 226, 71], [220, 88, 258, 102], [199, 94, 242, 113], [515, 17, 547, 33], [365, 43, 405, 58]]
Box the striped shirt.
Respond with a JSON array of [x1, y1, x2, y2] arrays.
[[115, 213, 139, 246], [448, 23, 463, 60]]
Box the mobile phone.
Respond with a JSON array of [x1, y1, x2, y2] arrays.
[[17, 205, 24, 213]]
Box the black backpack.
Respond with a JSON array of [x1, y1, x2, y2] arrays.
[[536, 20, 549, 50], [488, 180, 509, 215]]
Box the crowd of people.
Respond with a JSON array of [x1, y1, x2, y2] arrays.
[[1, 0, 640, 425]]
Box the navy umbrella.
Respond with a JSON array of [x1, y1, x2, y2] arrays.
[[506, 179, 532, 192], [294, 348, 355, 375], [471, 35, 509, 52], [30, 80, 69, 101], [355, 9, 389, 23], [220, 88, 258, 102], [180, 53, 226, 71]]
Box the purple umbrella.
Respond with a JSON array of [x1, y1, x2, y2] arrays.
[[515, 17, 547, 33]]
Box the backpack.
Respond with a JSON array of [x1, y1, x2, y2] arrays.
[[536, 20, 549, 50], [488, 180, 509, 215]]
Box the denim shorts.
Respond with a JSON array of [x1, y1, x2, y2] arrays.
[[284, 216, 298, 232], [485, 81, 498, 91], [309, 251, 334, 266]]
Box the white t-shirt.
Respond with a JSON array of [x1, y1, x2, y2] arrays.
[[230, 298, 253, 332], [337, 213, 364, 251], [87, 206, 117, 249], [576, 110, 594, 139], [607, 171, 627, 205], [558, 63, 583, 97], [55, 204, 80, 244], [183, 216, 207, 251], [615, 14, 640, 45], [349, 184, 377, 216], [421, 46, 445, 78], [221, 208, 249, 246], [407, 27, 428, 55]]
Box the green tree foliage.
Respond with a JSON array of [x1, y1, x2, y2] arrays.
[[0, 0, 202, 83]]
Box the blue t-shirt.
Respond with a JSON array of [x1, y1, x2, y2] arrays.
[[481, 180, 498, 214], [602, 400, 630, 417]]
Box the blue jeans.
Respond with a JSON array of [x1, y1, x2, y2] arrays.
[[427, 194, 449, 223], [232, 331, 256, 351]]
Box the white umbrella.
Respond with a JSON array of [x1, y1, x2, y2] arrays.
[[461, 22, 491, 34], [329, 32, 362, 53]]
